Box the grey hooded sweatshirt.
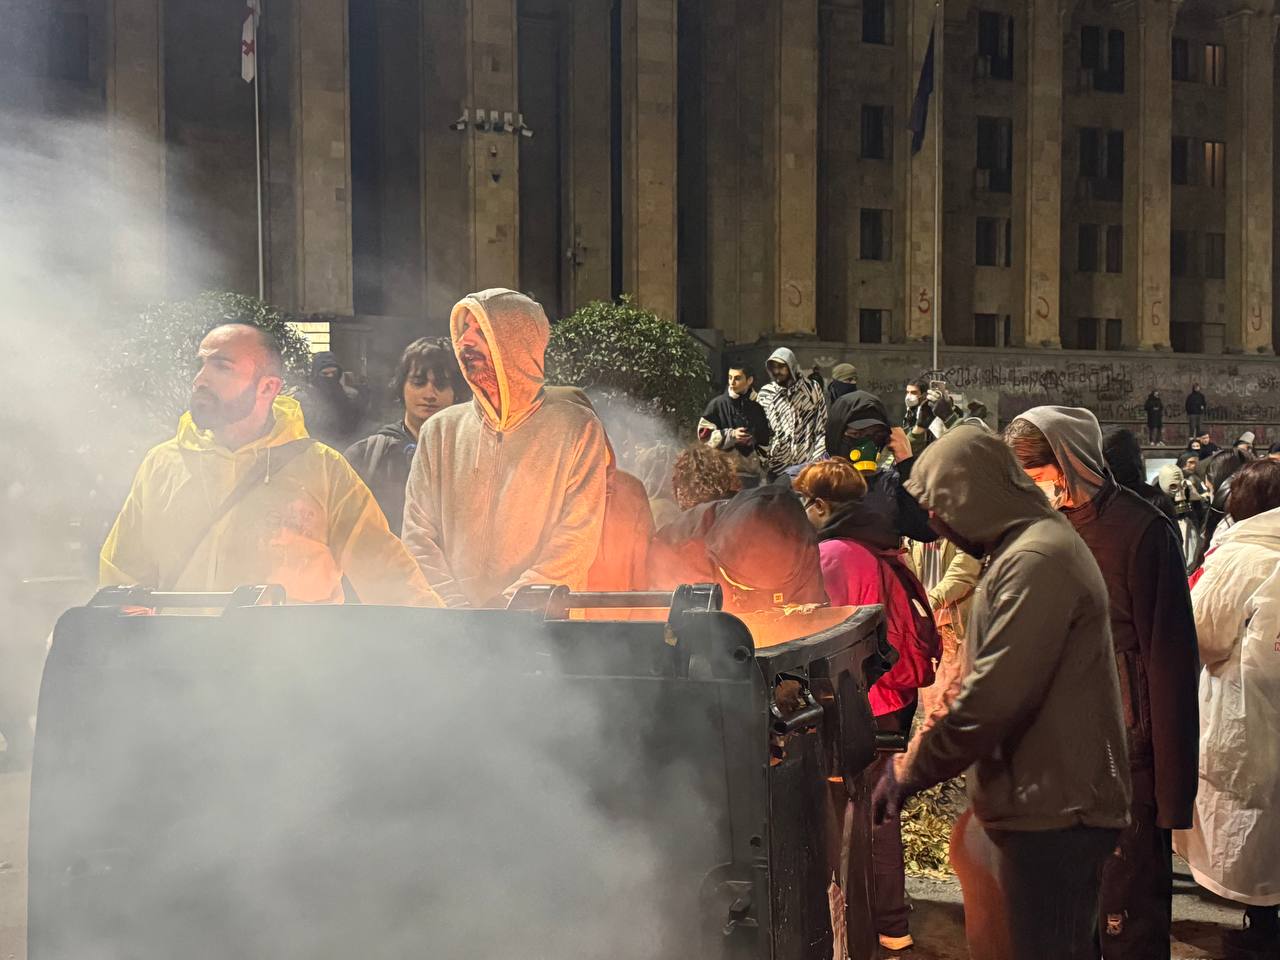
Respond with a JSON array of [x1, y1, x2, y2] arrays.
[[756, 347, 827, 475], [1015, 406, 1199, 829], [402, 289, 608, 608], [902, 425, 1132, 831]]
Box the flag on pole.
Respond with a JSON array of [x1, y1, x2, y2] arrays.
[[241, 0, 259, 83], [907, 20, 936, 155]]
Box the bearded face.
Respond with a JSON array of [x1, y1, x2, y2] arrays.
[[190, 380, 259, 431]]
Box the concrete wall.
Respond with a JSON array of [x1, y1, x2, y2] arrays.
[[725, 339, 1280, 443]]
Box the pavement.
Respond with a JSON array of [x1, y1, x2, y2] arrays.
[[0, 762, 1247, 960]]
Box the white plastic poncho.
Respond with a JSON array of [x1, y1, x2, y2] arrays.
[[1174, 505, 1280, 906]]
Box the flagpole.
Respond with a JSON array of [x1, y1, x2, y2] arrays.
[[253, 1, 265, 301], [932, 0, 942, 374]]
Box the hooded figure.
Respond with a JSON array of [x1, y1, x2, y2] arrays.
[[703, 485, 828, 612], [301, 351, 363, 449], [1012, 406, 1199, 956], [882, 425, 1130, 960], [825, 363, 859, 406], [101, 395, 439, 606], [824, 390, 937, 543], [544, 386, 653, 594], [401, 289, 608, 607], [1175, 506, 1280, 934], [1102, 425, 1177, 521], [756, 347, 827, 476]]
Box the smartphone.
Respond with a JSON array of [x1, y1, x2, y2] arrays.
[[929, 379, 947, 394]]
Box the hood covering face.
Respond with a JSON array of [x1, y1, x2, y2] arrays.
[[825, 390, 891, 458], [831, 363, 857, 384], [449, 288, 550, 432], [765, 347, 802, 387], [705, 485, 827, 609], [1101, 426, 1145, 489], [1015, 406, 1109, 505], [905, 424, 1057, 554]]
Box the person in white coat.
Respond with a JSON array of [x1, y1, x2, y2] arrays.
[[1176, 458, 1280, 956]]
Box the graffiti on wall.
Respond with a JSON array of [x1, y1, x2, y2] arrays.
[[729, 343, 1280, 435]]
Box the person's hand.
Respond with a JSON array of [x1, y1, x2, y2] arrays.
[[888, 427, 913, 463], [927, 386, 954, 421], [731, 427, 753, 446], [871, 762, 907, 825]]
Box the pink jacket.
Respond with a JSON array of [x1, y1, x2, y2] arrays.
[[817, 538, 882, 607]]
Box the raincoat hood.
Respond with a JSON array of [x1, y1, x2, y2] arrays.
[[905, 423, 1057, 554], [450, 288, 549, 432], [825, 390, 891, 457], [705, 485, 827, 608], [176, 394, 309, 454], [1015, 406, 1109, 505]]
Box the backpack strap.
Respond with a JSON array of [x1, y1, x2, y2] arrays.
[[162, 439, 315, 591]]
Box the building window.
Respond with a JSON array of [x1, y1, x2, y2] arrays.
[[976, 11, 1014, 80], [1105, 318, 1123, 351], [861, 104, 888, 160], [862, 0, 891, 45], [974, 313, 1009, 347], [1172, 37, 1191, 81], [1076, 317, 1100, 350], [860, 209, 892, 261], [1171, 230, 1192, 278], [975, 217, 1011, 267], [1078, 224, 1100, 272], [976, 116, 1013, 192], [1204, 43, 1226, 87], [859, 309, 886, 343], [1078, 127, 1100, 178], [1105, 225, 1124, 273], [1172, 136, 1192, 185], [1081, 25, 1125, 92], [1204, 140, 1226, 188], [1205, 232, 1226, 279]]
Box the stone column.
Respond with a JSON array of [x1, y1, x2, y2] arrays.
[[1223, 5, 1275, 354], [470, 0, 520, 290], [774, 0, 818, 335], [106, 0, 165, 299], [619, 0, 678, 319], [904, 0, 938, 342], [567, 0, 614, 309], [1127, 0, 1176, 350], [296, 0, 353, 314], [1019, 0, 1063, 347]]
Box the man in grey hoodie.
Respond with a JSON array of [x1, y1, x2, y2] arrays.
[[874, 424, 1131, 960], [402, 289, 609, 608], [756, 347, 826, 478]]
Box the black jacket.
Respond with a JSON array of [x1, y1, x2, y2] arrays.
[[1143, 393, 1164, 425], [1062, 481, 1199, 828], [344, 422, 416, 536], [1185, 390, 1207, 416], [700, 391, 773, 458]]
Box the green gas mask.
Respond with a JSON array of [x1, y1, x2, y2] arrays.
[[846, 438, 881, 472]]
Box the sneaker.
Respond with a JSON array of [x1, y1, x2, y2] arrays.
[[878, 933, 914, 951]]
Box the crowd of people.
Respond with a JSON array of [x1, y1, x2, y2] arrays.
[[96, 286, 1279, 959]]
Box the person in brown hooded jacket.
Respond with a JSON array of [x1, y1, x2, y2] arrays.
[[1006, 407, 1199, 959], [874, 424, 1131, 960], [401, 290, 608, 607]]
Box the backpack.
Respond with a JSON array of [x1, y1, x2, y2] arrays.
[[871, 548, 941, 702]]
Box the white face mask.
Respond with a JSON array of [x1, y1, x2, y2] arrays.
[[904, 393, 921, 409], [1035, 480, 1065, 509]]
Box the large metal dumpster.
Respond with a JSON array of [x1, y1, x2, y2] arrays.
[[28, 585, 890, 960]]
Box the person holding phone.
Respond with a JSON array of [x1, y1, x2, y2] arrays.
[[697, 364, 773, 489]]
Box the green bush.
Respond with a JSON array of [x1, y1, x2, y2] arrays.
[[545, 295, 713, 427], [106, 291, 312, 440]]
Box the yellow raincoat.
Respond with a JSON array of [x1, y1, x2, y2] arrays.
[[101, 395, 440, 606]]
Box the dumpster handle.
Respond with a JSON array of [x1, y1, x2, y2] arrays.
[[770, 684, 825, 735]]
